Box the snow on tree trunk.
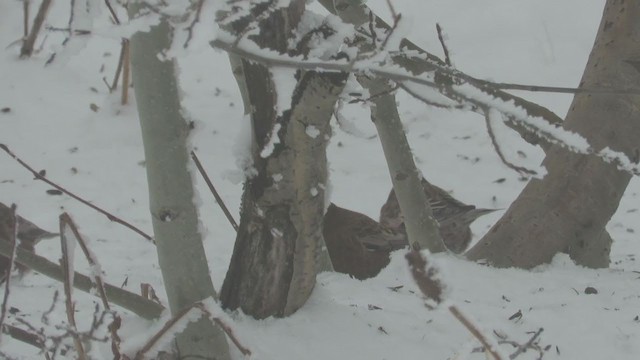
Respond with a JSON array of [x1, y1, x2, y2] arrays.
[[219, 0, 344, 319], [128, 6, 230, 359], [467, 0, 640, 269]]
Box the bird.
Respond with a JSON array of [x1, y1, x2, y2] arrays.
[[0, 202, 58, 283], [323, 203, 407, 280], [379, 179, 496, 254]]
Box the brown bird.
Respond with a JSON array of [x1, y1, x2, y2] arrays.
[[0, 202, 58, 283], [379, 179, 495, 253], [323, 203, 407, 280]]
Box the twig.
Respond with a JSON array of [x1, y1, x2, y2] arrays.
[[60, 213, 110, 310], [378, 7, 400, 51], [449, 305, 504, 360], [0, 204, 18, 341], [484, 109, 538, 176], [59, 216, 87, 359], [104, 0, 121, 25], [120, 41, 130, 105], [509, 328, 544, 359], [436, 23, 451, 66], [0, 144, 153, 242], [399, 83, 465, 110], [195, 302, 251, 356], [183, 0, 205, 48], [190, 151, 239, 232], [20, 0, 52, 58], [133, 301, 251, 359], [108, 40, 127, 92], [23, 0, 30, 38]]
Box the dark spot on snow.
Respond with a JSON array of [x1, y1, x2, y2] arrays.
[[493, 178, 506, 184], [508, 309, 522, 321], [46, 189, 63, 196], [1, 107, 10, 113], [584, 286, 598, 295]]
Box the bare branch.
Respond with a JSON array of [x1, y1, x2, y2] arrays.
[[0, 144, 154, 242], [449, 305, 504, 360], [436, 23, 452, 66], [59, 216, 88, 359], [183, 0, 205, 48], [484, 109, 538, 176], [121, 41, 130, 105], [191, 151, 239, 232]]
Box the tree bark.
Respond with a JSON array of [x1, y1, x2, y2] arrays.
[[219, 0, 343, 318], [129, 5, 230, 359], [359, 77, 444, 252], [467, 0, 640, 268]]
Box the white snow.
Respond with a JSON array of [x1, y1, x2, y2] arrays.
[[2, 1, 639, 359], [305, 125, 320, 139], [260, 123, 282, 158]]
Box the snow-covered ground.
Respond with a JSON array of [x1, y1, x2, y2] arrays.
[[2, 0, 640, 359]]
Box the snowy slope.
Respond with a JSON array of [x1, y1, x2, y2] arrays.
[[2, 0, 640, 359]]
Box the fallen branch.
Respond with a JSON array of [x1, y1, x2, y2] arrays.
[[0, 240, 164, 320]]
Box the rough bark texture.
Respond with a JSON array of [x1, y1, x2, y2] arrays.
[[219, 0, 345, 318], [467, 0, 640, 268], [360, 78, 445, 252], [129, 6, 230, 359]]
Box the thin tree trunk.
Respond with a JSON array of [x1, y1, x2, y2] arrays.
[[467, 0, 640, 268], [359, 77, 444, 252], [128, 5, 230, 358]]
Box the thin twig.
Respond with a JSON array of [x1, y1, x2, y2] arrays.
[[190, 151, 239, 232], [0, 144, 153, 242], [109, 40, 127, 92], [436, 23, 451, 66], [23, 0, 30, 38], [509, 328, 544, 359], [104, 0, 121, 25], [484, 109, 538, 176], [133, 301, 251, 359], [120, 41, 130, 105], [59, 216, 87, 359], [184, 0, 205, 48], [449, 305, 504, 360], [60, 213, 110, 310]]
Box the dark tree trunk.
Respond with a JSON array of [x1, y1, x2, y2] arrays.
[[219, 1, 346, 318]]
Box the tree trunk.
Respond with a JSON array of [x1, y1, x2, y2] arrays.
[[467, 0, 640, 269], [219, 0, 344, 318], [129, 5, 230, 359], [359, 77, 444, 252]]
